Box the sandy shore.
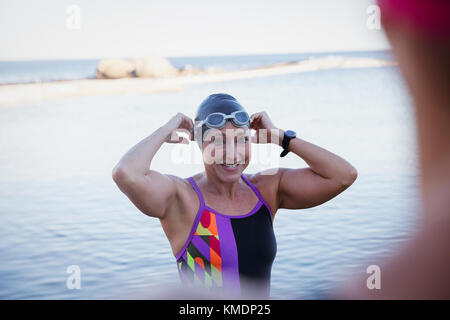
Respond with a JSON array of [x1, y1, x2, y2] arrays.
[[0, 56, 396, 107]]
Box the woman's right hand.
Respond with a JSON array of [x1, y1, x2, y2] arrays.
[[164, 112, 194, 144]]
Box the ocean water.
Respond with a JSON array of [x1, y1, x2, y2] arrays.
[[0, 50, 393, 85], [0, 52, 420, 299]]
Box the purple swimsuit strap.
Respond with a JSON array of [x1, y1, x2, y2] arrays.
[[240, 174, 273, 219]]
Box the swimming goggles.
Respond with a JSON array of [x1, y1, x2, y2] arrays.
[[195, 111, 250, 129]]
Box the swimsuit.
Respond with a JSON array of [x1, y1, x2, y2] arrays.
[[175, 174, 277, 298]]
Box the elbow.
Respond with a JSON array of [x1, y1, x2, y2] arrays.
[[112, 165, 135, 185], [341, 165, 358, 188]]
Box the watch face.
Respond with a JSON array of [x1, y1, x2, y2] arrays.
[[285, 130, 296, 138]]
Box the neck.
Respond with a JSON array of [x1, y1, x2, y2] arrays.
[[202, 172, 243, 200]]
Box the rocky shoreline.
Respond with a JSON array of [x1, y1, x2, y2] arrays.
[[95, 56, 226, 79], [0, 56, 396, 107]]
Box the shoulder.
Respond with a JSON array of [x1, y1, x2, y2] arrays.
[[164, 172, 201, 188], [169, 172, 205, 210], [159, 172, 202, 228], [243, 168, 287, 218], [243, 168, 286, 188]]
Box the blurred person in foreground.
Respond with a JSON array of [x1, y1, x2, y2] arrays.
[[341, 0, 450, 299]]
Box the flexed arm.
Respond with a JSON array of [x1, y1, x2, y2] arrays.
[[112, 113, 194, 218], [251, 111, 358, 210]]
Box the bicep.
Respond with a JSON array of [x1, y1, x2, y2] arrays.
[[115, 169, 179, 219], [278, 167, 348, 209]]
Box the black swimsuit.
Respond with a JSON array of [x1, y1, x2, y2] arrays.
[[175, 174, 277, 298]]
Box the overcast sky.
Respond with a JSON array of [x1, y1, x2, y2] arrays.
[[0, 0, 389, 60]]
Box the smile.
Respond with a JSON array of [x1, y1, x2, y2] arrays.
[[220, 163, 240, 171]]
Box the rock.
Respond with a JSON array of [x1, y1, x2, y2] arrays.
[[127, 58, 144, 76], [96, 58, 135, 79], [135, 56, 179, 78]]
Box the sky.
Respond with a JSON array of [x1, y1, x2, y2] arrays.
[[0, 0, 389, 61]]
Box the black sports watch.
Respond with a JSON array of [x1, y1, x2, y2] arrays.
[[280, 130, 296, 157]]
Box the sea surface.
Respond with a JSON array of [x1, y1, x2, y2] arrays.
[[0, 51, 393, 85], [0, 51, 421, 299]]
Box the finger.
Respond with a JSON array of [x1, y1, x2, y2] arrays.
[[168, 129, 179, 143], [167, 131, 187, 144], [180, 136, 189, 144], [171, 134, 186, 144], [175, 128, 191, 139], [183, 115, 195, 131], [179, 118, 190, 130], [176, 114, 189, 129], [250, 116, 261, 129], [251, 112, 263, 122], [177, 129, 192, 144], [250, 113, 261, 121], [166, 133, 178, 144]]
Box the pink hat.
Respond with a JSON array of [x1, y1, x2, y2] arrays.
[[377, 0, 450, 40]]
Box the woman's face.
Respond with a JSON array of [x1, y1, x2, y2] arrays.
[[201, 121, 251, 183]]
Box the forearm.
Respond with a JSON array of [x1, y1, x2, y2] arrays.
[[291, 138, 355, 179], [113, 124, 172, 180], [273, 129, 357, 183]]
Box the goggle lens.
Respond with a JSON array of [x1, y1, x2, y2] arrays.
[[207, 113, 225, 126], [233, 111, 249, 125], [202, 111, 250, 129]]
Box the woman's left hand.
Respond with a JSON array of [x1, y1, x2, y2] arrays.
[[250, 112, 283, 145]]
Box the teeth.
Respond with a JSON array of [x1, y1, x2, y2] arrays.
[[224, 164, 238, 168]]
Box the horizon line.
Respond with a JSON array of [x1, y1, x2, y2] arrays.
[[0, 48, 392, 63]]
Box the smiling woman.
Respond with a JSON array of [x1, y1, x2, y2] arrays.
[[111, 93, 358, 298]]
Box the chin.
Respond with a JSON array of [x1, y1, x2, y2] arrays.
[[216, 163, 245, 182]]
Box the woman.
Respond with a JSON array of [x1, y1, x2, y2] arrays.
[[341, 0, 450, 299], [112, 93, 358, 298]]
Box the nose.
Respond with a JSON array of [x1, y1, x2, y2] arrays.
[[223, 140, 247, 164], [224, 147, 237, 164]]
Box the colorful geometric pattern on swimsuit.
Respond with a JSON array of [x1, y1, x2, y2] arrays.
[[179, 209, 223, 288], [176, 174, 277, 298]]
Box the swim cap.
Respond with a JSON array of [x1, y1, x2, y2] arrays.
[[194, 93, 249, 146], [377, 0, 450, 41]]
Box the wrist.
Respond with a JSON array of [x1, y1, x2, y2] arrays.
[[160, 123, 175, 142], [165, 117, 179, 131], [271, 128, 284, 146], [279, 129, 297, 157]]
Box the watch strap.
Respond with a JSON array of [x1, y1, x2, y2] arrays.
[[280, 148, 290, 157], [280, 130, 296, 157]]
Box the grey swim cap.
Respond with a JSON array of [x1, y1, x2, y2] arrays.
[[193, 93, 249, 147]]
